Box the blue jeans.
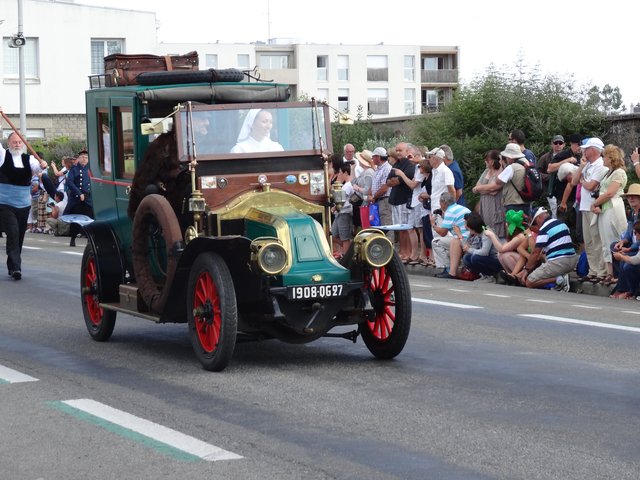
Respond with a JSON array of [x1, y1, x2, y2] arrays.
[[616, 262, 640, 295], [463, 253, 502, 276]]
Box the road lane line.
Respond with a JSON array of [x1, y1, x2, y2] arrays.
[[484, 293, 510, 298], [448, 288, 470, 293], [0, 364, 39, 384], [571, 304, 601, 310], [22, 246, 42, 250], [54, 399, 242, 462], [621, 310, 640, 315], [412, 298, 482, 309], [520, 314, 640, 333], [526, 299, 554, 303], [62, 251, 83, 256]]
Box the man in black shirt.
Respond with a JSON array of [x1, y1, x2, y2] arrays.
[[387, 142, 415, 261]]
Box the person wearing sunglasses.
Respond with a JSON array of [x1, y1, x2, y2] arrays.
[[536, 135, 566, 217]]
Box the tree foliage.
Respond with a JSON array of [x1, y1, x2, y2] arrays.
[[411, 62, 607, 207]]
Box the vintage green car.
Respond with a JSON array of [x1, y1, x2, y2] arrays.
[[80, 69, 411, 371]]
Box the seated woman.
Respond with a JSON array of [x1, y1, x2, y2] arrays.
[[610, 220, 640, 299], [460, 212, 502, 278], [484, 209, 531, 284], [231, 109, 284, 153]]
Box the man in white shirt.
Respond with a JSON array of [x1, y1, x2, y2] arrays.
[[0, 128, 49, 280], [571, 137, 609, 280]]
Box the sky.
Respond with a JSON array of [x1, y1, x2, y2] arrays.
[[79, 0, 640, 109]]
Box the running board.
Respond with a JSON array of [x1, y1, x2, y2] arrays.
[[99, 302, 161, 323]]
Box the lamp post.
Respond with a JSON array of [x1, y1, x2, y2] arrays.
[[17, 0, 26, 134]]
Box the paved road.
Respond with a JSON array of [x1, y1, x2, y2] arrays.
[[0, 233, 638, 479]]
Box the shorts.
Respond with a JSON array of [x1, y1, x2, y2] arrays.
[[408, 204, 425, 228], [331, 212, 353, 240], [527, 254, 578, 283], [391, 204, 409, 225]]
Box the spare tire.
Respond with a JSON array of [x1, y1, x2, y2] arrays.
[[131, 194, 184, 314], [137, 68, 245, 86]]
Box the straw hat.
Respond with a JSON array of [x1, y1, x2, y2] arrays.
[[355, 150, 373, 168], [622, 184, 640, 196]]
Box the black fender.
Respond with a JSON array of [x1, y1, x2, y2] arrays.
[[82, 221, 125, 303], [159, 235, 255, 323]]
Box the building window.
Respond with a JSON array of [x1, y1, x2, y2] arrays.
[[259, 54, 289, 69], [316, 55, 328, 81], [338, 88, 349, 113], [367, 88, 389, 115], [367, 55, 388, 82], [205, 54, 218, 69], [3, 37, 39, 79], [337, 55, 349, 81], [237, 54, 250, 69], [2, 128, 44, 139], [404, 89, 415, 115], [423, 89, 438, 112], [317, 88, 329, 102], [423, 57, 442, 70], [404, 55, 415, 82], [91, 39, 123, 74]]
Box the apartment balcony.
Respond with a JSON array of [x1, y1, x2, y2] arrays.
[[421, 69, 458, 84]]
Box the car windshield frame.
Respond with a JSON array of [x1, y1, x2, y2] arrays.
[[174, 101, 330, 162]]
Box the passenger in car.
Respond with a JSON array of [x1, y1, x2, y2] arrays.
[[231, 109, 284, 153]]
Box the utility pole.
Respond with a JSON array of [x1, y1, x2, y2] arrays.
[[17, 0, 26, 133], [267, 0, 271, 44]]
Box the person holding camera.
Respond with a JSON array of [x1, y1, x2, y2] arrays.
[[571, 137, 609, 282], [387, 142, 415, 262], [45, 190, 69, 236], [64, 149, 94, 246]]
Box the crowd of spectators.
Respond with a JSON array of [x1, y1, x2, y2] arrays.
[[332, 133, 640, 297]]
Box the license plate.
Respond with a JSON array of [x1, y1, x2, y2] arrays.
[[287, 284, 345, 300]]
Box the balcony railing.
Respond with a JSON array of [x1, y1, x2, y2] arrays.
[[421, 69, 458, 84], [367, 68, 389, 82], [368, 100, 389, 115]]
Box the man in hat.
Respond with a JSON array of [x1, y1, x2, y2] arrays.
[[536, 134, 566, 217], [519, 207, 577, 291], [64, 149, 94, 246], [491, 143, 529, 215], [0, 130, 49, 280], [371, 147, 393, 233], [386, 142, 415, 260], [571, 137, 608, 281]]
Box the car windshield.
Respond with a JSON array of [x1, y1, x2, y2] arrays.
[[175, 102, 328, 161]]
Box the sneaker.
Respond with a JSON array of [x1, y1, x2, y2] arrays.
[[435, 268, 453, 279], [11, 270, 21, 280], [474, 274, 496, 283], [555, 273, 570, 292]]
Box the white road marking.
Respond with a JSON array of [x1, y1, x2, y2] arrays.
[[448, 288, 469, 293], [621, 310, 640, 316], [61, 399, 242, 461], [412, 298, 482, 309], [411, 283, 434, 288], [520, 314, 640, 333], [484, 293, 510, 298], [526, 299, 554, 304], [0, 364, 39, 383], [571, 304, 600, 310], [62, 251, 83, 256], [22, 246, 42, 250]]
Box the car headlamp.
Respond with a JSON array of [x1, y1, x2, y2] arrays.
[[250, 237, 288, 275], [354, 231, 393, 267]]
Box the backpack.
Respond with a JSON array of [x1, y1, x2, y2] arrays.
[[511, 160, 543, 202]]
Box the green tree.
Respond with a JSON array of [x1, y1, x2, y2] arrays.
[[411, 63, 607, 207]]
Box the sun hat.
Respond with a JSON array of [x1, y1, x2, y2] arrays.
[[355, 150, 373, 168], [427, 147, 445, 159], [500, 143, 525, 159], [622, 183, 640, 197], [531, 206, 548, 225]]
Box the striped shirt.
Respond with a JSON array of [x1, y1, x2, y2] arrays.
[[535, 218, 575, 260], [441, 203, 471, 239]]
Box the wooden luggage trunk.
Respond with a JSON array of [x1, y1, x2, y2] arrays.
[[103, 51, 199, 87]]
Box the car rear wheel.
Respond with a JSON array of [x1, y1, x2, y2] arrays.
[[361, 252, 411, 359], [81, 244, 116, 341], [187, 252, 237, 371]]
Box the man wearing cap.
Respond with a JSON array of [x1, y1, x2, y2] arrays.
[[0, 130, 49, 280], [64, 149, 94, 247], [536, 135, 566, 217], [371, 147, 393, 232], [490, 143, 529, 215], [571, 137, 608, 281], [520, 207, 577, 291]]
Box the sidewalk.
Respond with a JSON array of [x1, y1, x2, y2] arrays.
[[403, 262, 616, 298]]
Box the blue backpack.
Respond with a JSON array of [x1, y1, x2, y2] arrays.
[[576, 251, 589, 278]]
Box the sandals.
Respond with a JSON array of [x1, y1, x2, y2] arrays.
[[609, 291, 632, 299], [601, 275, 618, 286], [407, 257, 420, 265]]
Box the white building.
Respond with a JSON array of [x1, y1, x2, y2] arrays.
[[1, 0, 459, 140]]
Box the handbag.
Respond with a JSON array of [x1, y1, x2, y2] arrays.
[[349, 192, 364, 207], [369, 202, 381, 226]]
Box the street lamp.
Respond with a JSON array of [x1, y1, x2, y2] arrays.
[[6, 0, 27, 134]]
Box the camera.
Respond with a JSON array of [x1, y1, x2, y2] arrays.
[[590, 190, 600, 199], [8, 34, 25, 48]]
